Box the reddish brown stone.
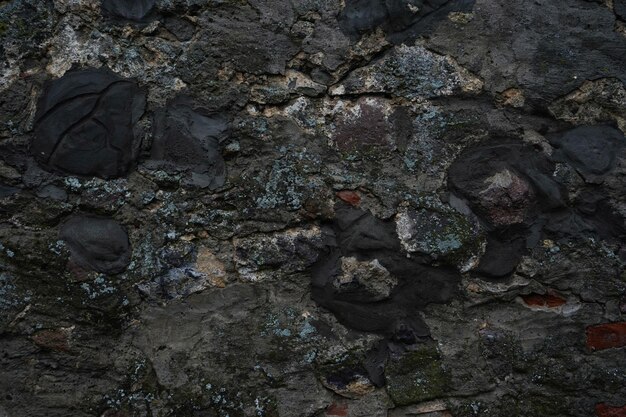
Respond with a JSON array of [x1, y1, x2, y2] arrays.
[[326, 403, 348, 416], [479, 170, 534, 226], [521, 293, 567, 308], [595, 403, 626, 417], [336, 190, 361, 207], [31, 328, 72, 352], [586, 322, 626, 351], [333, 102, 391, 154]]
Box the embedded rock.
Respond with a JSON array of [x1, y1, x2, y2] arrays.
[[251, 70, 327, 105], [137, 267, 214, 300], [331, 98, 395, 156], [150, 99, 228, 189], [447, 141, 562, 276], [59, 215, 131, 274], [338, 0, 476, 42], [31, 68, 146, 179], [385, 345, 448, 406], [330, 44, 483, 100], [333, 256, 397, 302], [101, 0, 156, 23], [548, 78, 626, 130], [476, 169, 534, 226], [426, 0, 626, 106], [615, 0, 626, 21], [234, 227, 324, 281], [163, 16, 196, 41], [447, 141, 562, 222], [312, 204, 460, 382], [547, 125, 625, 180], [395, 201, 484, 269]]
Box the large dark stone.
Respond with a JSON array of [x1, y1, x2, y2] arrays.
[[59, 215, 131, 274], [32, 68, 146, 179], [475, 236, 525, 278], [447, 141, 560, 277], [338, 0, 475, 42], [426, 0, 626, 107], [547, 125, 625, 178], [101, 0, 156, 23], [150, 99, 228, 190]]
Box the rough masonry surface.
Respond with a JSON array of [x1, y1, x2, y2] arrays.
[[0, 0, 625, 416]]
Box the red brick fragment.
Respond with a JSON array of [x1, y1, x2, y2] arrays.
[[586, 322, 626, 351], [521, 293, 567, 308], [595, 403, 626, 417], [336, 190, 361, 206], [326, 402, 348, 416]]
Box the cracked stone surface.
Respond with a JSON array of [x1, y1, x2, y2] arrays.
[[31, 68, 146, 179], [0, 0, 625, 416]]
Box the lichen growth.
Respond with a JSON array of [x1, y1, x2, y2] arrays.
[[385, 345, 449, 406]]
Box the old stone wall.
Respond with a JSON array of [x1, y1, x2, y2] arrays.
[[0, 0, 625, 416]]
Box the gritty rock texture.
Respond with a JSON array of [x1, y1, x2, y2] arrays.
[[0, 0, 625, 416]]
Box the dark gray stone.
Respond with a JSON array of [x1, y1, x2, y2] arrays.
[[0, 185, 19, 198], [36, 185, 67, 201], [548, 125, 625, 178], [615, 0, 626, 20], [164, 16, 196, 41], [31, 68, 146, 179], [339, 0, 475, 42], [101, 0, 156, 22], [149, 98, 228, 190], [59, 215, 131, 274]]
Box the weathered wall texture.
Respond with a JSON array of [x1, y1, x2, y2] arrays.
[[1, 0, 626, 416]]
